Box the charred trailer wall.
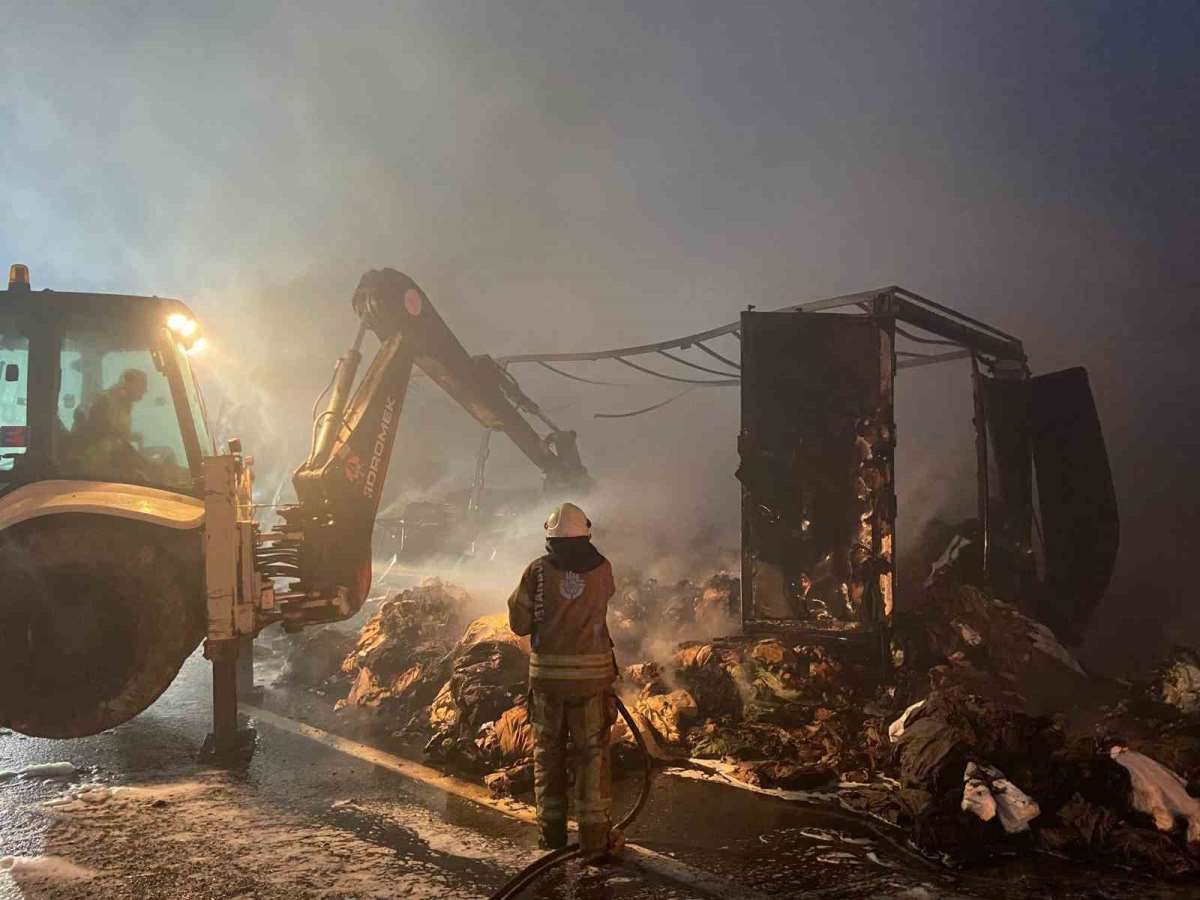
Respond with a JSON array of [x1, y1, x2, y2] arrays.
[[737, 303, 896, 639], [974, 367, 1119, 644], [979, 369, 1038, 603], [1029, 368, 1119, 643]]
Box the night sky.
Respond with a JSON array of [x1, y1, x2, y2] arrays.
[[2, 1, 1197, 670]]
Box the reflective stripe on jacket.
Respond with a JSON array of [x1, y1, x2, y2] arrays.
[[529, 652, 614, 681], [508, 556, 616, 696]]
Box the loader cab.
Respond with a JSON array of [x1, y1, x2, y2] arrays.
[[0, 265, 212, 499]]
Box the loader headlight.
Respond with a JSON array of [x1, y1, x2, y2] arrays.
[[167, 313, 199, 338], [167, 313, 203, 351]]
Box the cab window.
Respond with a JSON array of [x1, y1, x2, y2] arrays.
[[0, 314, 30, 484], [55, 320, 192, 493]]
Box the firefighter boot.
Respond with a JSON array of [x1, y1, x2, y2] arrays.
[[538, 820, 568, 851]]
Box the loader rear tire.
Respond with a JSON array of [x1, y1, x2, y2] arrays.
[[0, 514, 205, 738]]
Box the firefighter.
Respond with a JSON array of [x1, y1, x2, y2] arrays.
[[507, 501, 620, 863]]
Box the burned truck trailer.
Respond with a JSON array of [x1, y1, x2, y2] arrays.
[[499, 285, 1119, 650], [736, 287, 1118, 648]]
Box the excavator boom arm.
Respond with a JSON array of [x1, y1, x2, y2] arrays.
[[353, 269, 571, 479], [280, 269, 589, 625]]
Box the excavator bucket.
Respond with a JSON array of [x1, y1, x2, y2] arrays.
[[1029, 367, 1119, 643]]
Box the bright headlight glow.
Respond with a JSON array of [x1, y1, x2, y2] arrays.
[[167, 313, 198, 338], [185, 337, 208, 356]]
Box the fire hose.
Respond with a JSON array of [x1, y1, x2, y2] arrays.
[[489, 695, 652, 899]]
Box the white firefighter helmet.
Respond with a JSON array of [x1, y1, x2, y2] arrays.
[[544, 501, 591, 538]]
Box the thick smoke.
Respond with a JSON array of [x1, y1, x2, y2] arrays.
[[3, 2, 1197, 673]]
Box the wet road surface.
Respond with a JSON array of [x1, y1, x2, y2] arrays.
[[2, 649, 1194, 899]]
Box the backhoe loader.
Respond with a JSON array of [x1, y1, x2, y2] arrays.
[[0, 265, 588, 751]]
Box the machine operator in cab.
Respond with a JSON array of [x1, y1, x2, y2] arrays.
[[507, 502, 621, 863], [70, 368, 150, 481]]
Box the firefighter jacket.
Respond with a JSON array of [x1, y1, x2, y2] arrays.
[[508, 555, 617, 697]]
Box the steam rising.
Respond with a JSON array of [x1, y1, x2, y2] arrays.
[[4, 2, 1197, 671]]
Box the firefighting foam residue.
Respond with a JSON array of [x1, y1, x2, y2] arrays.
[[0, 854, 97, 883], [0, 761, 79, 781], [30, 776, 512, 900]]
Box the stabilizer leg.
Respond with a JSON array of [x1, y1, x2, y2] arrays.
[[236, 634, 256, 696], [200, 638, 255, 763]]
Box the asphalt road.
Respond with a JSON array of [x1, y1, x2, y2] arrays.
[[1, 648, 1191, 900]]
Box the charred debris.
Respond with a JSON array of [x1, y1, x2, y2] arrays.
[[272, 569, 1200, 878], [267, 287, 1199, 878]]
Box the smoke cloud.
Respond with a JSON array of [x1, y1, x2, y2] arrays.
[[2, 1, 1196, 672]]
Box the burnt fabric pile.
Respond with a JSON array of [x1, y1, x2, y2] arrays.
[[890, 575, 1090, 714], [334, 583, 535, 790], [610, 569, 1200, 875], [424, 614, 531, 774], [322, 571, 1200, 879], [335, 579, 470, 723], [878, 684, 1200, 875], [618, 636, 880, 793], [608, 572, 739, 661], [1150, 647, 1200, 717], [871, 570, 1200, 874], [272, 594, 390, 691]]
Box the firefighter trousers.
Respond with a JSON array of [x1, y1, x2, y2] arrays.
[[529, 689, 614, 857]]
